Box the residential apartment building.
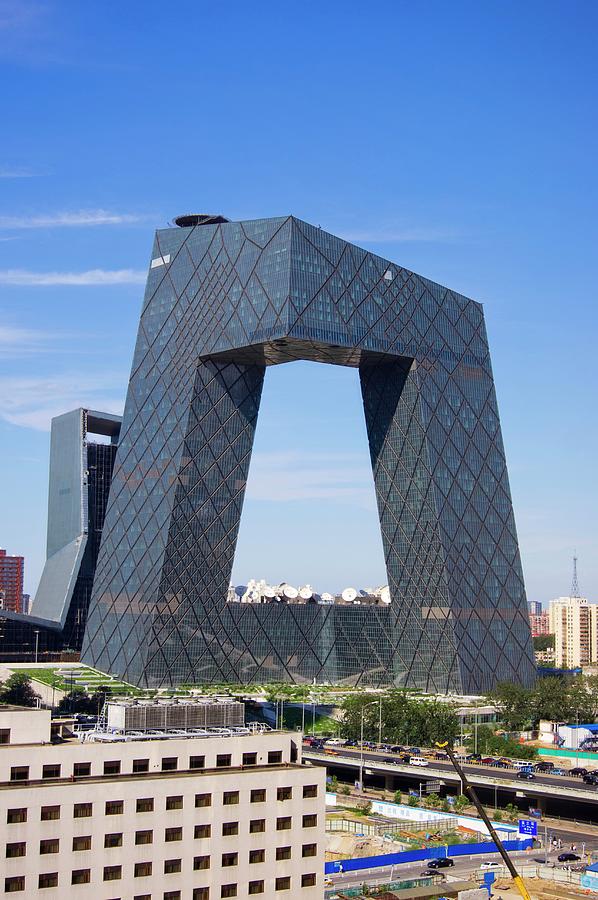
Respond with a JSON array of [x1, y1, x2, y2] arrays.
[[527, 601, 542, 617], [549, 596, 598, 668], [529, 611, 550, 637], [0, 549, 24, 613], [0, 699, 325, 899]]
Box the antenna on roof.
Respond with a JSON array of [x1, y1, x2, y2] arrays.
[[571, 552, 580, 598]]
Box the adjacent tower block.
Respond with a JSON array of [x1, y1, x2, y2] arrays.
[[82, 215, 535, 691]]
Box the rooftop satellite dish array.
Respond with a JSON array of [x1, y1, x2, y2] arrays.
[[226, 579, 391, 606]]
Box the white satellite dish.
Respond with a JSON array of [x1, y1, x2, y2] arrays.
[[263, 585, 276, 599], [342, 587, 358, 603], [299, 586, 313, 600], [248, 589, 260, 602], [282, 584, 298, 599], [380, 586, 391, 604], [321, 592, 334, 604]]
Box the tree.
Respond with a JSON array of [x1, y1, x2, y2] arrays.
[[394, 790, 402, 804], [339, 690, 459, 746], [489, 682, 535, 730], [533, 634, 554, 652], [0, 673, 40, 707]]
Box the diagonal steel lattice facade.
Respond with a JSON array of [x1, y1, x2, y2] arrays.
[[81, 215, 535, 692]]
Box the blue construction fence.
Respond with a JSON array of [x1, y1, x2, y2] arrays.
[[324, 838, 533, 874]]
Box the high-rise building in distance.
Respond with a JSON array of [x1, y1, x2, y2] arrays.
[[83, 214, 535, 692], [0, 409, 121, 660], [529, 611, 550, 637], [549, 596, 598, 669], [527, 600, 542, 616], [0, 549, 24, 613]]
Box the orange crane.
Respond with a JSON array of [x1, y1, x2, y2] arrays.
[[435, 741, 532, 900]]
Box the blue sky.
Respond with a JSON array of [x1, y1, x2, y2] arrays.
[[0, 0, 596, 604]]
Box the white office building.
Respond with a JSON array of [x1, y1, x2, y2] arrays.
[[549, 596, 598, 668], [0, 699, 325, 899]]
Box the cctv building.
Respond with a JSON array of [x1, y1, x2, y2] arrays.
[[82, 215, 535, 692]]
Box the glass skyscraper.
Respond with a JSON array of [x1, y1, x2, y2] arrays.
[[82, 215, 535, 692]]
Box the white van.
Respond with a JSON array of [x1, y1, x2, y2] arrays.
[[325, 738, 346, 747], [409, 756, 429, 767]]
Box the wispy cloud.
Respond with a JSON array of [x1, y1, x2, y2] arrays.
[[0, 373, 126, 431], [0, 268, 146, 286], [0, 166, 43, 178], [0, 324, 54, 357], [246, 450, 376, 509], [338, 226, 464, 244], [0, 209, 149, 228]]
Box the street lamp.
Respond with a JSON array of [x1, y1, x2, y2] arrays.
[[359, 700, 381, 790]]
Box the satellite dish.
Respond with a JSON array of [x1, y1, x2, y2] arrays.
[[342, 587, 358, 603], [380, 586, 391, 604], [248, 589, 260, 602], [299, 586, 313, 600], [235, 585, 247, 597], [283, 584, 298, 599], [321, 592, 334, 604], [359, 589, 369, 597], [263, 585, 276, 599]]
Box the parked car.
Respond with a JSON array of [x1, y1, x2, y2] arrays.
[[517, 770, 535, 780], [427, 858, 454, 869], [408, 747, 421, 754], [550, 767, 566, 776], [435, 750, 449, 760], [558, 852, 581, 862], [583, 774, 598, 785], [480, 861, 501, 869], [383, 757, 396, 765], [534, 762, 555, 772], [569, 767, 588, 777], [466, 753, 482, 763], [420, 869, 445, 879], [481, 757, 496, 765]]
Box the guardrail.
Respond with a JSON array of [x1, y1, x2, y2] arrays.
[[305, 750, 598, 802]]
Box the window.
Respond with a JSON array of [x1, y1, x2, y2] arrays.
[[4, 876, 25, 892], [164, 893, 181, 900], [301, 874, 317, 887], [7, 809, 27, 824], [195, 793, 211, 808], [41, 806, 60, 821], [135, 895, 151, 900], [277, 816, 291, 831], [221, 886, 237, 898], [164, 859, 181, 874], [103, 865, 122, 881], [249, 882, 264, 895], [136, 798, 154, 813], [72, 836, 91, 851], [223, 791, 239, 805], [216, 754, 231, 767], [276, 847, 291, 861], [71, 870, 91, 885], [249, 819, 265, 834], [222, 852, 238, 867], [135, 830, 153, 845], [193, 890, 209, 900], [0, 728, 10, 744], [165, 827, 182, 842], [222, 822, 238, 836], [302, 814, 317, 828], [268, 751, 282, 764], [243, 752, 257, 765], [133, 758, 149, 773], [134, 862, 152, 878], [42, 764, 61, 779], [250, 789, 265, 803], [302, 843, 317, 857], [303, 784, 318, 799], [40, 839, 59, 854], [162, 757, 178, 771], [73, 762, 91, 777], [249, 849, 265, 864], [194, 824, 211, 839], [103, 760, 121, 776], [189, 755, 205, 769], [6, 843, 26, 858], [104, 833, 123, 848], [275, 877, 291, 891], [38, 873, 58, 889], [277, 787, 292, 801], [194, 855, 210, 870], [10, 766, 29, 782], [73, 802, 92, 818], [105, 800, 124, 815]]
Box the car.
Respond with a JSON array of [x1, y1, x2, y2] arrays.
[[558, 852, 581, 862], [569, 767, 588, 777], [435, 750, 449, 760], [466, 753, 482, 762], [427, 858, 454, 869], [383, 757, 396, 765], [420, 869, 445, 879], [408, 747, 421, 754], [400, 754, 411, 763], [517, 770, 535, 780], [583, 774, 598, 785], [534, 762, 554, 772], [550, 767, 566, 776], [481, 757, 496, 765], [345, 739, 357, 747], [480, 861, 501, 869], [324, 748, 339, 756]]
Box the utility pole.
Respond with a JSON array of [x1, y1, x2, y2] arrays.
[[571, 553, 580, 598], [378, 697, 383, 746]]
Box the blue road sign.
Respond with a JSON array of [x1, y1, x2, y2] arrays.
[[518, 818, 538, 836]]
